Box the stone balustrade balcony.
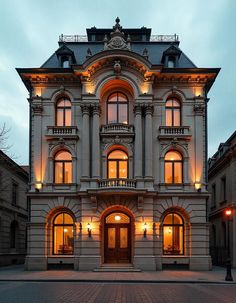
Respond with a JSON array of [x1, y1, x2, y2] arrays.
[[98, 178, 136, 189], [100, 123, 134, 133], [158, 126, 191, 140], [45, 126, 79, 139]]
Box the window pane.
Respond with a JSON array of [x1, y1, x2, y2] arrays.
[[108, 104, 117, 123], [163, 214, 172, 224], [54, 213, 64, 224], [55, 162, 63, 183], [173, 226, 183, 254], [63, 226, 73, 254], [165, 151, 182, 161], [173, 109, 180, 126], [106, 213, 130, 223], [64, 162, 72, 183], [64, 213, 73, 224], [166, 100, 172, 107], [108, 93, 117, 102], [108, 228, 116, 248], [108, 150, 128, 160], [119, 104, 128, 124], [174, 162, 182, 183], [163, 226, 173, 253], [165, 162, 173, 183], [173, 99, 180, 107], [65, 109, 71, 126], [120, 228, 128, 248], [108, 161, 117, 178], [62, 60, 69, 68], [168, 60, 175, 68], [57, 109, 64, 126], [166, 109, 172, 126], [119, 161, 127, 178], [118, 93, 127, 102], [173, 214, 182, 224], [55, 151, 72, 161], [54, 226, 63, 254]]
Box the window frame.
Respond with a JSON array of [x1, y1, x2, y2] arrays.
[[163, 213, 184, 255], [106, 92, 129, 124], [165, 97, 181, 126], [55, 97, 72, 126], [107, 149, 128, 179], [12, 180, 18, 206], [52, 212, 74, 255], [54, 150, 72, 184], [164, 150, 183, 184]]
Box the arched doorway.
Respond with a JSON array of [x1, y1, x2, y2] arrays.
[[104, 211, 132, 263]]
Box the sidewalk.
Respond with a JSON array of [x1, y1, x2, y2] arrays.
[[0, 265, 235, 284]]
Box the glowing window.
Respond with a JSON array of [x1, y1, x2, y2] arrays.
[[105, 212, 130, 224], [165, 98, 181, 126], [108, 150, 128, 179], [107, 92, 128, 124], [54, 151, 72, 183], [164, 151, 183, 184], [56, 98, 71, 126], [163, 213, 184, 255], [53, 213, 74, 255]]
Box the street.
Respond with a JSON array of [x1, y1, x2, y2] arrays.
[[0, 282, 235, 303]]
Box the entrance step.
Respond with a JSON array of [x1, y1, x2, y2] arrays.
[[93, 264, 141, 272]]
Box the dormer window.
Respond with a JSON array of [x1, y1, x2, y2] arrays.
[[167, 56, 176, 68], [62, 57, 70, 68]]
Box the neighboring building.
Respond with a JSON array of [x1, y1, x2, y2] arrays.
[[208, 131, 236, 267], [17, 18, 220, 271], [0, 150, 29, 266]]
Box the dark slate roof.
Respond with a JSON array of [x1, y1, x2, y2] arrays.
[[41, 41, 196, 68]]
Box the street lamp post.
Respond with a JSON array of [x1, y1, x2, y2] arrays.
[[225, 208, 233, 281]]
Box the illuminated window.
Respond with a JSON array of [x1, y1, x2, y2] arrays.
[[165, 98, 181, 126], [53, 213, 74, 255], [163, 213, 184, 255], [107, 92, 128, 124], [164, 151, 183, 184], [54, 150, 72, 183], [56, 98, 71, 126], [108, 150, 128, 179]]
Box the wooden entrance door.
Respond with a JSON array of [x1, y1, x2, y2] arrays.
[[104, 221, 131, 263]]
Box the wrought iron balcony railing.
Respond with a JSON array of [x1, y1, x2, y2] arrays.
[[98, 179, 136, 188]]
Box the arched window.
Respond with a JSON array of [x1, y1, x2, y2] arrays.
[[56, 98, 71, 126], [163, 213, 184, 255], [54, 150, 72, 183], [62, 57, 70, 68], [53, 213, 74, 255], [107, 92, 128, 124], [108, 150, 128, 179], [167, 56, 176, 68], [165, 98, 181, 126], [164, 151, 183, 184]]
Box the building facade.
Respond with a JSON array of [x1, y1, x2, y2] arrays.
[[208, 131, 236, 267], [0, 150, 28, 266], [17, 19, 219, 271]]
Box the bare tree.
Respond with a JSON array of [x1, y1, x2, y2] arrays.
[[0, 123, 12, 152]]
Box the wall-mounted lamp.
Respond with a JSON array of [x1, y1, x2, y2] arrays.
[[87, 223, 92, 237], [35, 181, 42, 191], [194, 182, 201, 192], [143, 222, 147, 237]]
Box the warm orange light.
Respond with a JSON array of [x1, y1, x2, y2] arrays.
[[225, 209, 232, 216], [115, 215, 121, 221], [195, 182, 201, 190], [35, 181, 42, 190]]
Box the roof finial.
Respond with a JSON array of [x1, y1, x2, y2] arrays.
[[113, 17, 122, 31]]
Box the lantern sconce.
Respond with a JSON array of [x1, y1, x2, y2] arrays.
[[143, 222, 147, 237], [87, 223, 92, 237], [194, 182, 201, 192]]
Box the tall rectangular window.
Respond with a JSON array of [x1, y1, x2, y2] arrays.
[[12, 182, 18, 205], [211, 184, 216, 208], [221, 176, 226, 202]]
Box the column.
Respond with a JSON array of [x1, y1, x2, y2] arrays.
[[144, 104, 153, 178], [134, 104, 143, 178], [92, 104, 101, 178], [81, 104, 90, 178]]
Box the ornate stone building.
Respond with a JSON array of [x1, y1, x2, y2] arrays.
[[0, 150, 28, 266], [208, 131, 236, 267], [17, 18, 219, 271]]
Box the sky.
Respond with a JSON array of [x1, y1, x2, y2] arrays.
[[0, 0, 235, 165]]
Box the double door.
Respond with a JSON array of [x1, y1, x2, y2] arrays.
[[104, 223, 131, 263]]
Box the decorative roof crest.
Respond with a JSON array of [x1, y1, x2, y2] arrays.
[[104, 17, 131, 51]]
